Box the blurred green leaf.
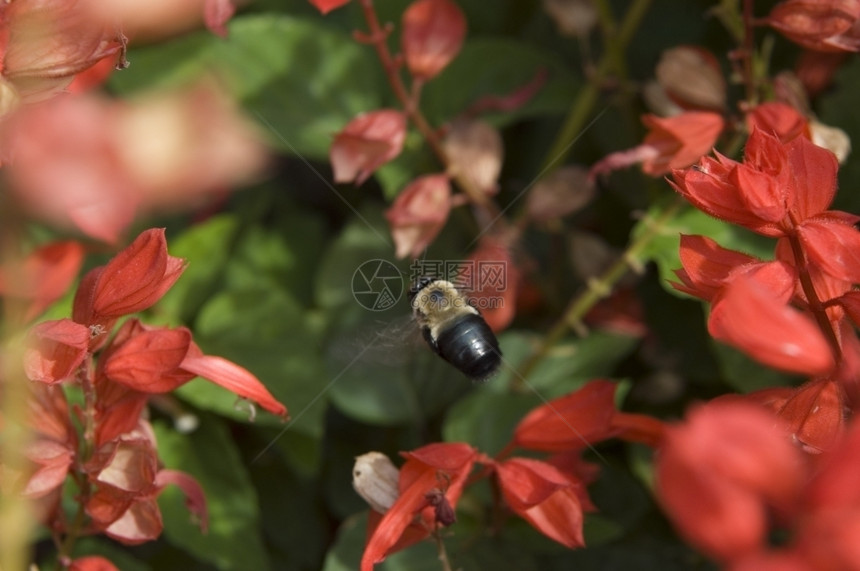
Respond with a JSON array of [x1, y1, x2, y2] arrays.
[[497, 330, 639, 397], [155, 417, 270, 570], [156, 215, 240, 324], [422, 38, 581, 126], [443, 388, 533, 455], [111, 15, 382, 158], [634, 198, 774, 292]]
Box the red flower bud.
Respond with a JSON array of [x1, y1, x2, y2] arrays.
[[401, 0, 466, 80], [385, 174, 451, 259], [330, 110, 406, 185]]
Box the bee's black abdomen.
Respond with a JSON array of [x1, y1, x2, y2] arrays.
[[435, 314, 501, 381]]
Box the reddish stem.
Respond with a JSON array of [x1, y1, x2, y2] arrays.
[[786, 224, 842, 364], [356, 0, 494, 210]]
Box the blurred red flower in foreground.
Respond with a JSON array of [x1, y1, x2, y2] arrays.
[[589, 111, 724, 179], [1, 85, 267, 243], [0, 0, 125, 107], [658, 401, 860, 570], [9, 228, 287, 552]]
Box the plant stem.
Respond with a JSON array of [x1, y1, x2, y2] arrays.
[[0, 206, 35, 571], [432, 528, 453, 571], [357, 0, 497, 215], [539, 0, 652, 174], [514, 197, 684, 384], [787, 229, 842, 364]]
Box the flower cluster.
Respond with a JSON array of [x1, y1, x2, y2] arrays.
[[4, 229, 286, 564], [353, 380, 663, 569], [654, 104, 860, 566]]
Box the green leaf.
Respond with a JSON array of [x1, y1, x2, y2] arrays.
[[497, 330, 639, 397], [154, 417, 270, 570], [634, 198, 773, 292], [443, 389, 533, 456], [179, 287, 327, 434], [155, 215, 239, 324], [422, 38, 581, 126], [110, 15, 382, 159]]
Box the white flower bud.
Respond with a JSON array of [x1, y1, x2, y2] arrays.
[[352, 452, 400, 513], [811, 120, 851, 164], [443, 119, 503, 195]]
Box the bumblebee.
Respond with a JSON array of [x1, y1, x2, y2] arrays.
[[409, 278, 501, 381]]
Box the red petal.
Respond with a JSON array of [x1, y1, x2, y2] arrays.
[[156, 469, 209, 533], [610, 412, 666, 447], [180, 349, 287, 418], [103, 497, 163, 545], [745, 102, 810, 142], [103, 327, 192, 393], [69, 556, 121, 571], [708, 275, 835, 376], [401, 0, 466, 80], [496, 458, 584, 548], [385, 174, 451, 259], [641, 111, 724, 175], [513, 380, 618, 451], [786, 135, 839, 220], [22, 440, 73, 498], [361, 466, 438, 571], [731, 163, 787, 222], [92, 228, 186, 319], [94, 380, 149, 446], [0, 240, 84, 321], [400, 442, 477, 476], [308, 0, 351, 14], [798, 219, 860, 282], [24, 319, 90, 384], [94, 438, 159, 495], [330, 110, 406, 185], [204, 0, 235, 37], [776, 378, 844, 453], [673, 234, 759, 301]]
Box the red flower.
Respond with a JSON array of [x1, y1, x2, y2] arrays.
[[0, 0, 124, 105], [96, 318, 288, 418], [656, 402, 803, 564], [307, 0, 351, 14], [671, 128, 844, 238], [671, 234, 761, 301], [385, 174, 452, 259], [330, 110, 407, 185], [23, 319, 90, 384], [708, 273, 835, 376], [360, 442, 476, 571], [767, 0, 860, 52], [589, 111, 724, 179], [2, 89, 266, 242], [494, 457, 586, 548], [401, 0, 466, 80], [73, 228, 186, 330]]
